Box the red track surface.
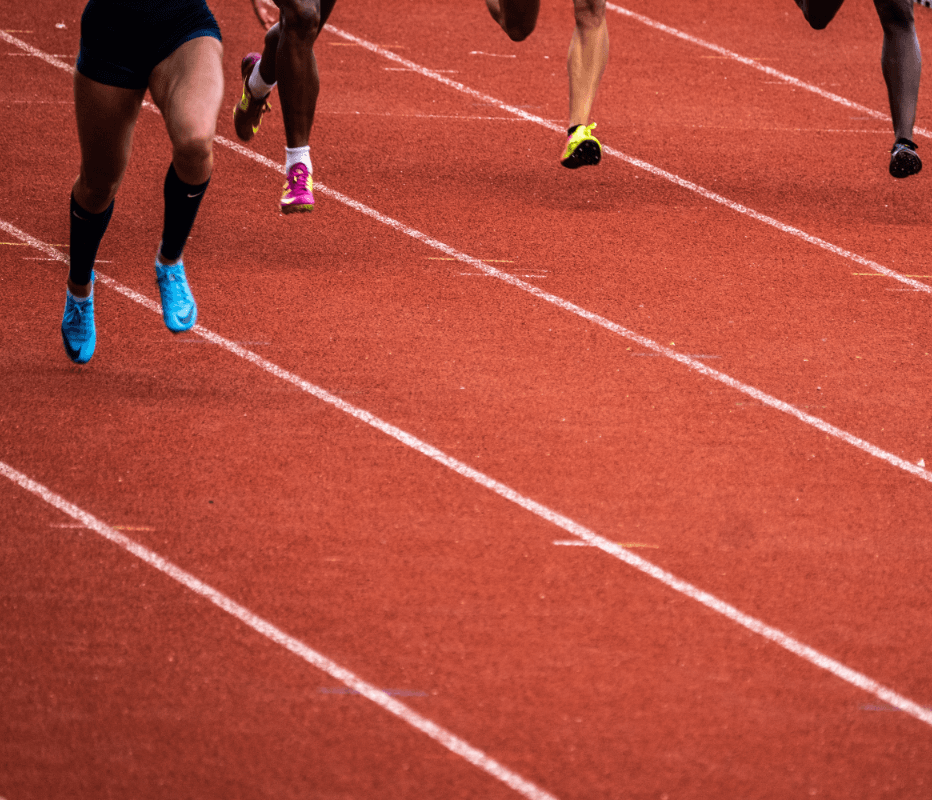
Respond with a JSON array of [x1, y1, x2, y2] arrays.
[[2, 1, 932, 798]]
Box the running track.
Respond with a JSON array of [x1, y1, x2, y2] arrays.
[[1, 1, 931, 797]]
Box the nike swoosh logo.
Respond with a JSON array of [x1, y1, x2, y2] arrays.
[[177, 307, 196, 325], [72, 209, 87, 220], [187, 191, 206, 198]]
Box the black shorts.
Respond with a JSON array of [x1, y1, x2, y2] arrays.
[[76, 0, 221, 90]]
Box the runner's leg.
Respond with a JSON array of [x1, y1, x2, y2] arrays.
[[485, 0, 540, 42], [70, 72, 145, 296], [567, 0, 608, 128], [147, 35, 223, 331], [268, 0, 327, 150], [148, 35, 224, 264], [874, 0, 921, 141]]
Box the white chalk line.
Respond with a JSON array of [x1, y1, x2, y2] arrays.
[[3, 215, 932, 732], [606, 3, 932, 140], [0, 460, 557, 800], [6, 24, 932, 730], [5, 29, 931, 484], [320, 25, 932, 296]]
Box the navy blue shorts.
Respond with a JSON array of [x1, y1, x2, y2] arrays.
[[77, 0, 221, 90]]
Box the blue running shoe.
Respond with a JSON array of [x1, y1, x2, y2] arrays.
[[155, 259, 197, 332], [61, 288, 96, 364]]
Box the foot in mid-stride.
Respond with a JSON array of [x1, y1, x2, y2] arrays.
[[561, 123, 602, 169], [233, 52, 272, 142], [890, 138, 922, 178], [281, 163, 315, 214], [156, 258, 197, 332], [61, 285, 96, 364]]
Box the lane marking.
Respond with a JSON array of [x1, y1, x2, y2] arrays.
[[51, 523, 156, 531], [384, 67, 458, 73], [2, 33, 931, 481], [324, 111, 532, 120], [605, 3, 932, 140], [319, 687, 430, 697], [155, 140, 932, 489], [5, 219, 932, 731], [306, 26, 932, 296], [4, 63, 932, 486], [554, 540, 659, 548], [1, 241, 68, 246], [0, 460, 557, 800]]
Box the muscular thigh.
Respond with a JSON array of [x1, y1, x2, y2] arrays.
[[73, 70, 146, 205], [148, 36, 224, 150]]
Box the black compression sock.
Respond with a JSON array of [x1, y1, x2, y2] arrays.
[[568, 125, 582, 136], [69, 194, 114, 286], [161, 163, 210, 262]]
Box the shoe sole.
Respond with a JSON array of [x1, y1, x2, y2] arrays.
[[562, 139, 602, 169], [890, 149, 922, 178], [281, 203, 315, 214]]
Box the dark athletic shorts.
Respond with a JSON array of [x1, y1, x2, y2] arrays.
[[76, 0, 221, 90]]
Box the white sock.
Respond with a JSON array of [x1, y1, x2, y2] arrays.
[[248, 59, 276, 98], [285, 146, 312, 173]]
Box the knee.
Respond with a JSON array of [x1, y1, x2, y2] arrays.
[[277, 0, 321, 38], [574, 0, 606, 29], [172, 131, 214, 171], [506, 26, 533, 42], [502, 18, 536, 42], [874, 0, 914, 30], [76, 171, 120, 211]]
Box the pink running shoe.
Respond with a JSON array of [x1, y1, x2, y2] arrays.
[[280, 163, 315, 214]]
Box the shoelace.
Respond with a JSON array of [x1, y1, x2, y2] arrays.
[[289, 166, 311, 190], [160, 268, 191, 302], [63, 301, 90, 338]]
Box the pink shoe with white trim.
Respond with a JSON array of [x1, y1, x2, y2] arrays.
[[280, 163, 315, 214]]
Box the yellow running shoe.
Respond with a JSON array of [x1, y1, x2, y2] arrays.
[[560, 123, 602, 169], [233, 53, 272, 142]]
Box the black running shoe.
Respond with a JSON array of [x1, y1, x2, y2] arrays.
[[890, 138, 922, 178]]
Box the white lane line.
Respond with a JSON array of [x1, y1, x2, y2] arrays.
[[315, 26, 932, 296], [1, 32, 930, 476], [8, 103, 932, 485], [605, 3, 932, 140], [4, 219, 932, 731], [15, 26, 919, 295], [0, 460, 558, 800]]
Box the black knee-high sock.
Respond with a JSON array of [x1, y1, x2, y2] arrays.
[[69, 193, 114, 286], [161, 163, 210, 262]]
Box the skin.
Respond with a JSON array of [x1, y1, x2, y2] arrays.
[[794, 0, 920, 141], [485, 0, 608, 129], [256, 0, 338, 149], [69, 35, 223, 297]]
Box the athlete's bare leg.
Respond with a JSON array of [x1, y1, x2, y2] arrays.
[[259, 0, 338, 148], [795, 0, 921, 168], [874, 0, 921, 141], [70, 74, 146, 296], [148, 35, 224, 265], [485, 0, 540, 42], [149, 36, 224, 185], [567, 0, 608, 128]]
